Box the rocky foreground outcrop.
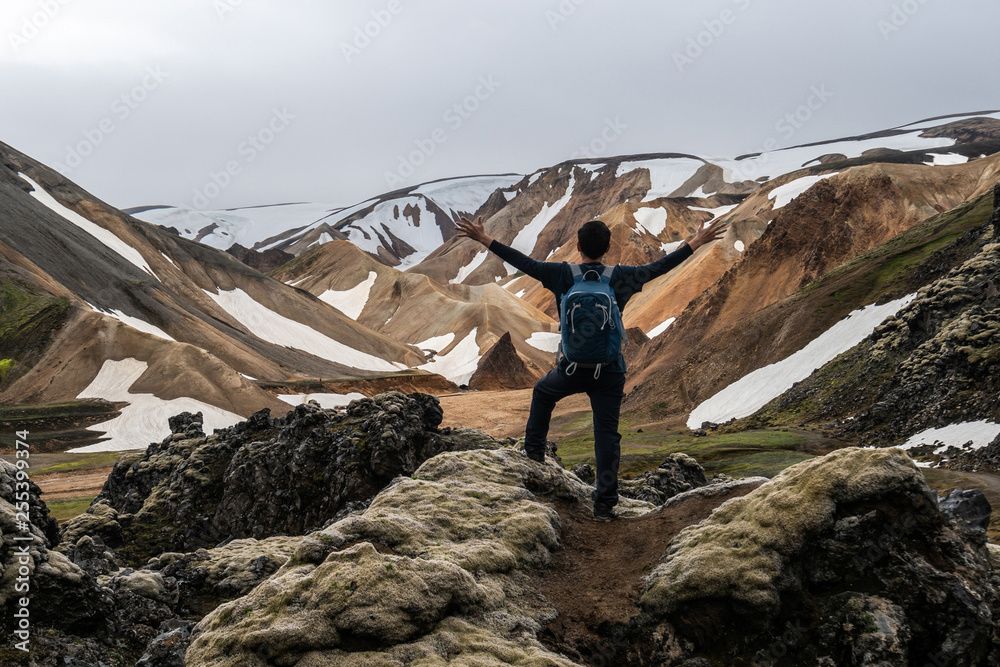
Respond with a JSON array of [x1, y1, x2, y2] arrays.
[[5, 393, 1000, 665], [180, 446, 1000, 666], [65, 392, 503, 564], [634, 448, 999, 666]]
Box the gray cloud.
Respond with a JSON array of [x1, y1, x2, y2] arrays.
[[1, 0, 996, 210]]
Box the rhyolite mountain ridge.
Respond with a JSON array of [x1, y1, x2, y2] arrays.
[[3, 111, 1000, 455], [2, 110, 1000, 665]]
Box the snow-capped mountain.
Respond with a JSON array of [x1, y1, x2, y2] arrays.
[[130, 174, 523, 269], [4, 110, 1000, 453]]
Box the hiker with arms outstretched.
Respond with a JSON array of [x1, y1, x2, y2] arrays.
[[455, 214, 728, 521]]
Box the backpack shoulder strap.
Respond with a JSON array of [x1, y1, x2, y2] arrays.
[[569, 264, 584, 282], [601, 265, 614, 282]]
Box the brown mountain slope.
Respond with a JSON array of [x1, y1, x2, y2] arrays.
[[623, 166, 1000, 429], [650, 156, 1000, 354], [271, 240, 559, 381], [0, 142, 426, 423], [468, 332, 541, 391]]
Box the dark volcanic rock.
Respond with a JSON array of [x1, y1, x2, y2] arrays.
[[848, 238, 1000, 447], [136, 620, 196, 667], [993, 180, 1000, 237], [225, 242, 294, 272], [570, 463, 595, 485], [468, 331, 540, 391], [0, 459, 171, 665], [0, 452, 59, 546], [68, 392, 503, 563], [167, 410, 204, 438], [945, 433, 1000, 473], [753, 200, 1000, 449], [939, 488, 993, 533], [619, 453, 708, 504]]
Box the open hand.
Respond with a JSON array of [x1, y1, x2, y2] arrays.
[[454, 215, 494, 247], [686, 217, 730, 252]]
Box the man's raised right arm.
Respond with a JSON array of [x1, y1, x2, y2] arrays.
[[454, 215, 557, 284]]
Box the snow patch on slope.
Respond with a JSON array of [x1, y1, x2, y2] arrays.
[[21, 174, 154, 276], [616, 158, 704, 202], [414, 332, 456, 352], [318, 271, 378, 320], [714, 130, 954, 184], [135, 203, 340, 251], [451, 251, 488, 284], [687, 294, 916, 429], [769, 173, 839, 210], [511, 173, 576, 255], [341, 197, 445, 270], [633, 207, 668, 236], [647, 317, 676, 338], [204, 287, 398, 371], [924, 153, 969, 166], [689, 204, 738, 220], [71, 358, 242, 452], [413, 175, 522, 215], [88, 304, 174, 341], [902, 421, 1000, 454], [526, 332, 561, 353], [576, 163, 606, 181], [417, 328, 481, 385]]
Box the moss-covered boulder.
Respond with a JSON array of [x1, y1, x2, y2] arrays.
[[639, 447, 999, 665], [183, 448, 618, 666], [0, 458, 173, 665], [187, 542, 496, 661], [144, 534, 304, 616]]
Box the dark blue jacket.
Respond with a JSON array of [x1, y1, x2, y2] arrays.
[[488, 239, 694, 373]]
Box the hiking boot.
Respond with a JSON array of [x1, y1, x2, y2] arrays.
[[593, 502, 618, 522], [520, 447, 545, 464]]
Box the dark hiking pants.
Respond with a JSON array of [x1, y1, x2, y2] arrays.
[[523, 364, 626, 506]]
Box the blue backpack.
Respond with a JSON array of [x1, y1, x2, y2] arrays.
[[558, 264, 624, 378]]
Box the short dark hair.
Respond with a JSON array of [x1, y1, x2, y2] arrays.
[[578, 220, 611, 259]]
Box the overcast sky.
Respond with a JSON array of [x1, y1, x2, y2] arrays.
[[2, 0, 997, 211]]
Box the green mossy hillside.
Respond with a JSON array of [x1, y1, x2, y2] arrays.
[[0, 277, 70, 389]]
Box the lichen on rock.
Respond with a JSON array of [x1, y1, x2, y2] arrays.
[[184, 448, 601, 666], [638, 447, 998, 664]]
